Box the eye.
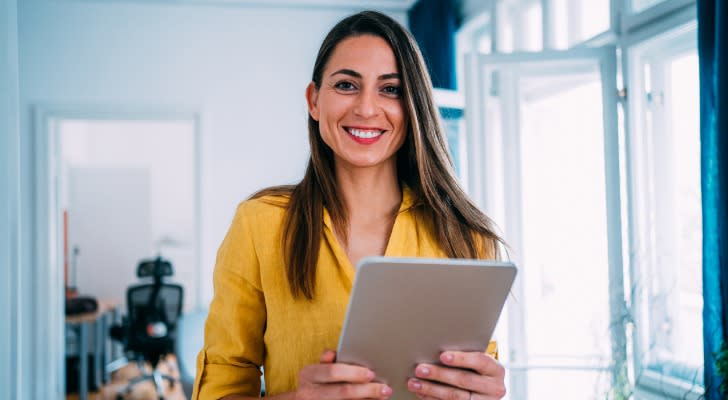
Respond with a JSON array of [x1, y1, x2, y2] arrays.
[[334, 81, 357, 91], [382, 85, 402, 97]]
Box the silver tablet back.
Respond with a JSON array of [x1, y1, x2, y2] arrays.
[[336, 256, 516, 400]]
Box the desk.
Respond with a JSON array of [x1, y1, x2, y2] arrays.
[[66, 299, 120, 400]]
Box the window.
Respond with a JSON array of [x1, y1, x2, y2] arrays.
[[492, 0, 611, 52], [457, 0, 703, 398], [494, 0, 542, 52], [441, 107, 465, 179], [469, 48, 621, 400], [434, 88, 468, 185], [578, 0, 610, 40], [625, 21, 704, 396]]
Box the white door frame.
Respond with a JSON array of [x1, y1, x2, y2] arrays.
[[33, 104, 202, 398], [1, 1, 21, 399]]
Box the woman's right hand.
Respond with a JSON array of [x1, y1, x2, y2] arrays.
[[294, 349, 393, 400]]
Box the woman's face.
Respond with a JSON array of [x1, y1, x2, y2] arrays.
[[307, 34, 407, 171]]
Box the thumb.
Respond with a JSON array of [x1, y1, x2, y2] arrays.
[[319, 349, 337, 364]]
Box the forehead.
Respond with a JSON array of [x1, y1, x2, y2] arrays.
[[324, 34, 399, 75]]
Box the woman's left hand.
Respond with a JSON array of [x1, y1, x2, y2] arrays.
[[407, 351, 506, 400]]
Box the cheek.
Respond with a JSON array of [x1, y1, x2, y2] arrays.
[[388, 107, 407, 144], [386, 102, 406, 129], [319, 98, 349, 130], [391, 107, 409, 151], [318, 122, 337, 151]]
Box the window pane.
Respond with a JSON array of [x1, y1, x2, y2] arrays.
[[524, 2, 543, 51], [551, 0, 569, 49], [484, 62, 615, 398], [519, 73, 611, 383], [497, 1, 542, 52], [526, 369, 611, 400], [667, 52, 702, 371], [547, 0, 609, 48], [633, 45, 703, 386], [579, 0, 610, 40], [477, 33, 492, 54], [440, 108, 465, 180], [497, 1, 515, 53]]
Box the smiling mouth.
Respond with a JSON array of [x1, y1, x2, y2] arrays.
[[344, 127, 385, 139]]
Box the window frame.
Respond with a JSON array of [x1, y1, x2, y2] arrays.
[[621, 6, 702, 397]]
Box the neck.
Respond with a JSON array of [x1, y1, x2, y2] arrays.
[[334, 160, 402, 221]]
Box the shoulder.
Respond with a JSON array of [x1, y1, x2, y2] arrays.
[[234, 193, 290, 228], [219, 194, 290, 263]]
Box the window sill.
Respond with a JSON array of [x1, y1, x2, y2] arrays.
[[635, 370, 704, 400]]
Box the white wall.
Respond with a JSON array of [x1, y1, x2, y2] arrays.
[[1, 0, 20, 399], [18, 0, 408, 313]]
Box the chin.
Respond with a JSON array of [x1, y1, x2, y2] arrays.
[[348, 160, 385, 168], [340, 155, 389, 169]]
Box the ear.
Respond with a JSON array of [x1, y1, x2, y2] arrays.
[[306, 82, 320, 121]]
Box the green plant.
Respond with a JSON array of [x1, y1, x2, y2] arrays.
[[717, 342, 728, 396]]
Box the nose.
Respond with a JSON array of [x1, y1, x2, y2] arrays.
[[353, 88, 380, 118]]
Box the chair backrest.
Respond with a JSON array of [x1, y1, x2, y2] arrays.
[[127, 283, 184, 341]]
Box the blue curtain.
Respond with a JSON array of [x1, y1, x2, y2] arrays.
[[408, 0, 459, 90], [699, 0, 728, 398]]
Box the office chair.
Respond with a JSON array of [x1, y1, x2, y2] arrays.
[[109, 256, 184, 400]]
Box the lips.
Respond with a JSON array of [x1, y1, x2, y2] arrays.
[[344, 126, 385, 144]]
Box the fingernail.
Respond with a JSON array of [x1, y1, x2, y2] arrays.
[[367, 370, 376, 379], [410, 378, 423, 390], [416, 366, 430, 376], [443, 352, 454, 362], [382, 385, 392, 396]]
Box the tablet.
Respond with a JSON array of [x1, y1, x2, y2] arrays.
[[336, 256, 516, 399]]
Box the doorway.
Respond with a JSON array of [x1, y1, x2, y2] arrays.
[[58, 118, 200, 313], [34, 106, 201, 397]]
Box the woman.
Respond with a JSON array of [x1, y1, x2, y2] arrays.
[[193, 10, 506, 400]]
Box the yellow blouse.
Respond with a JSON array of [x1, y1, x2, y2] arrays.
[[193, 187, 496, 399]]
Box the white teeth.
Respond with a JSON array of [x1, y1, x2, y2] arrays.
[[348, 128, 384, 139]]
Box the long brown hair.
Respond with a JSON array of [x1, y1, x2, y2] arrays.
[[253, 10, 502, 299]]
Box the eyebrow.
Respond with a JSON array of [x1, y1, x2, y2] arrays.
[[330, 69, 401, 80]]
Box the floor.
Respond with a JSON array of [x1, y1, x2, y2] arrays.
[[66, 355, 187, 400]]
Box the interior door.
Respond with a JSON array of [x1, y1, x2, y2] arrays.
[[68, 167, 153, 309], [465, 47, 626, 399]]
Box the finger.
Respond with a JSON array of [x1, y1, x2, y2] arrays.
[[316, 382, 392, 399], [301, 363, 376, 384], [471, 393, 506, 400], [441, 351, 505, 378], [320, 349, 337, 363], [409, 381, 504, 400], [408, 377, 470, 400], [413, 363, 500, 395]]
